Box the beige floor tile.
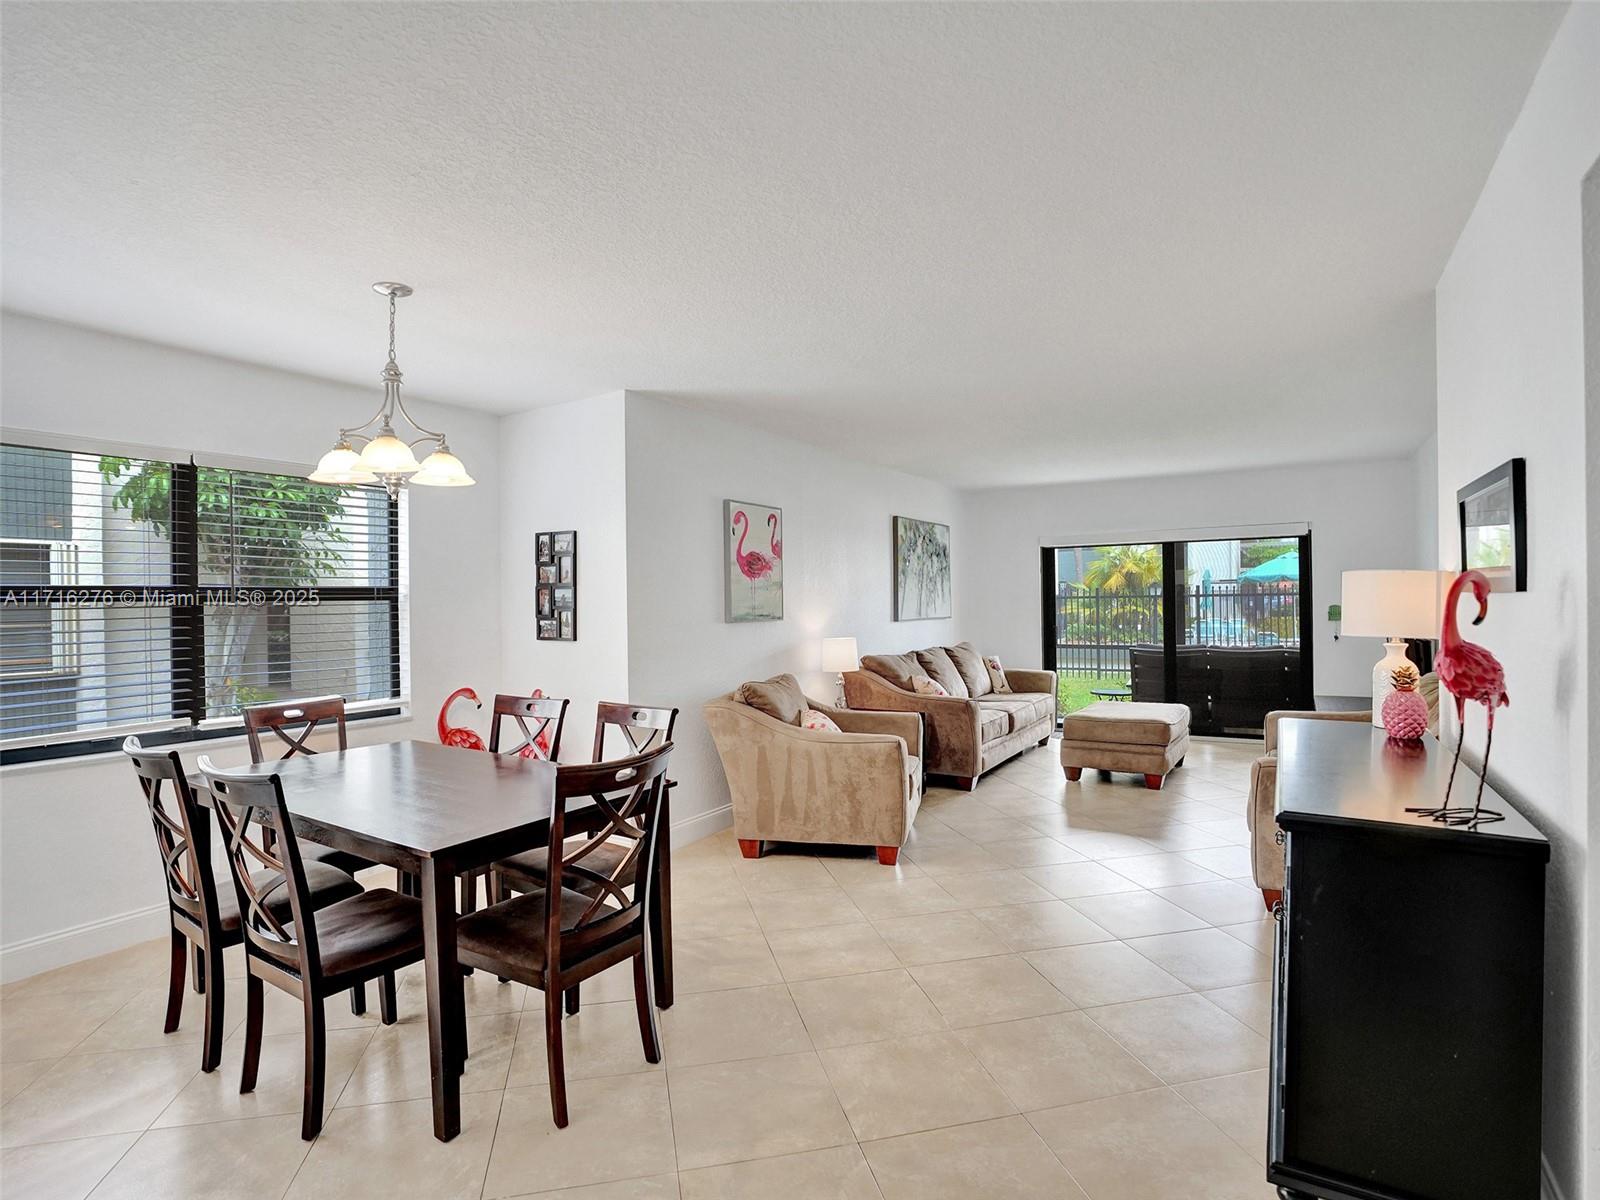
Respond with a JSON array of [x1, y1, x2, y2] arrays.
[[901, 837, 1008, 877], [788, 969, 947, 1048], [817, 1031, 1014, 1141], [0, 1045, 199, 1147], [861, 1113, 1087, 1200], [510, 1175, 680, 1199], [1066, 891, 1208, 939], [1152, 879, 1270, 927], [661, 984, 811, 1067], [1027, 1087, 1267, 1199], [749, 887, 867, 933], [928, 869, 1057, 908], [1105, 853, 1221, 889], [909, 955, 1072, 1028], [981, 837, 1086, 868], [71, 985, 247, 1056], [818, 852, 925, 887], [840, 877, 962, 920], [956, 1011, 1160, 1111], [871, 911, 1007, 967], [969, 901, 1116, 953], [257, 984, 404, 1038], [1126, 928, 1271, 991], [290, 1091, 502, 1199], [340, 1012, 518, 1106], [396, 963, 530, 1019], [1186, 816, 1254, 846], [766, 924, 900, 982], [0, 988, 131, 1062], [0, 1057, 56, 1105], [484, 1075, 674, 1196], [672, 890, 762, 942], [154, 1027, 372, 1127], [1219, 919, 1276, 955], [1023, 943, 1189, 1008], [929, 813, 1044, 844], [1176, 1069, 1270, 1164], [509, 1000, 664, 1085], [1177, 845, 1255, 879], [567, 960, 642, 1005], [1021, 862, 1142, 900], [1202, 983, 1273, 1037], [1165, 779, 1247, 803], [1086, 993, 1268, 1083], [1049, 829, 1162, 860], [672, 932, 783, 993], [679, 1144, 878, 1200], [733, 854, 835, 894], [668, 1051, 855, 1170], [1134, 824, 1233, 852], [1, 939, 169, 1000], [0, 1131, 138, 1200], [91, 1112, 311, 1199]]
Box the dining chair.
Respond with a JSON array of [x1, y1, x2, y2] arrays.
[[123, 736, 363, 1073], [455, 741, 674, 1127], [197, 755, 427, 1139]]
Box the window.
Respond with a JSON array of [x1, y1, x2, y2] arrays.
[[0, 443, 403, 762]]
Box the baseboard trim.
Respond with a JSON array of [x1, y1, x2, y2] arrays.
[[1, 902, 168, 984], [671, 802, 732, 849]]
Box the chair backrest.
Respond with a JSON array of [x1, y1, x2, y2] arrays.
[[489, 694, 569, 760], [243, 695, 348, 763], [195, 756, 319, 976], [122, 736, 217, 932], [545, 742, 674, 969], [592, 702, 678, 762]]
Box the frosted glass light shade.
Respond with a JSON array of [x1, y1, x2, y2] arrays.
[[309, 444, 376, 484], [410, 448, 476, 487], [1340, 571, 1445, 639], [821, 637, 859, 673], [358, 433, 422, 474]]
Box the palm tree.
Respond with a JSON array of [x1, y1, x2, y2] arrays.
[[1083, 544, 1161, 594]]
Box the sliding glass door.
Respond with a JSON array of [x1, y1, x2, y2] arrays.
[[1042, 533, 1311, 735]]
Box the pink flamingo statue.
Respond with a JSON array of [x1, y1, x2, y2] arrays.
[[438, 687, 486, 750], [1407, 569, 1508, 826], [731, 510, 774, 594], [767, 512, 782, 560]]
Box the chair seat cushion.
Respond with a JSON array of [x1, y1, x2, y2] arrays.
[[978, 708, 1009, 743], [299, 840, 379, 877], [496, 839, 637, 897], [288, 888, 424, 981], [214, 862, 363, 933], [1059, 702, 1190, 747], [978, 694, 1055, 734], [456, 888, 626, 980]]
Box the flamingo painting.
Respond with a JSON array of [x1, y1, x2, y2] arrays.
[[767, 511, 782, 560], [1407, 569, 1508, 826], [725, 501, 783, 621], [437, 687, 486, 750]]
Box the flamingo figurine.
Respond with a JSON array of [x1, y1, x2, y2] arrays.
[[437, 687, 486, 750], [731, 509, 774, 594], [767, 511, 782, 560], [1406, 569, 1508, 826]]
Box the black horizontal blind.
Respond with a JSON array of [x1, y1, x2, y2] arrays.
[[0, 443, 401, 755]]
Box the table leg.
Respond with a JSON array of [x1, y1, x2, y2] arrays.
[[420, 858, 462, 1141], [650, 786, 674, 1009]]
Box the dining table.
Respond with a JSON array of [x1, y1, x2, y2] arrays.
[[209, 738, 673, 1142]]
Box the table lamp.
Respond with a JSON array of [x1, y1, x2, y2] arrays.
[[1340, 571, 1445, 726], [821, 636, 859, 707]]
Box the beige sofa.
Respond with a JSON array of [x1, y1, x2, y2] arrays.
[[705, 676, 924, 865], [842, 642, 1055, 790]]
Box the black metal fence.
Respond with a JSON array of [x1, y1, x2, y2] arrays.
[[1053, 586, 1302, 678]]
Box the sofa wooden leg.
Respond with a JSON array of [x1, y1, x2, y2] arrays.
[[1064, 766, 1082, 782], [737, 838, 762, 859], [876, 846, 900, 866], [1098, 769, 1113, 781], [1037, 736, 1050, 747], [1143, 773, 1164, 790], [1261, 888, 1282, 913]]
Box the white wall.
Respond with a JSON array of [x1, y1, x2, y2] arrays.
[[959, 455, 1423, 698], [497, 393, 630, 756], [0, 312, 503, 980], [1411, 432, 1439, 569], [1432, 8, 1599, 1194], [622, 393, 961, 842]]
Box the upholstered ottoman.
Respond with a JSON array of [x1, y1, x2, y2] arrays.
[[1060, 702, 1190, 790]]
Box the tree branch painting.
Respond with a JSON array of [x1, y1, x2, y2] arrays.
[[894, 516, 951, 620]]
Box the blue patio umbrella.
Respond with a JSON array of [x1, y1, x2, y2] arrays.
[[1240, 549, 1299, 583]]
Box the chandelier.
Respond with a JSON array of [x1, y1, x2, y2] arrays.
[[309, 282, 475, 496]]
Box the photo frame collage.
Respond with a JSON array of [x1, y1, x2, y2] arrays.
[[536, 530, 577, 640]]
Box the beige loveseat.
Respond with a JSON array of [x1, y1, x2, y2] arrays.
[[705, 675, 924, 865], [842, 642, 1055, 790]]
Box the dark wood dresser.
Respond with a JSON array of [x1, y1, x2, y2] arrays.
[[1269, 719, 1549, 1200]]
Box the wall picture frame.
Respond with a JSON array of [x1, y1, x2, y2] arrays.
[[1457, 458, 1526, 592], [894, 515, 952, 620], [724, 499, 783, 622], [536, 530, 577, 639]]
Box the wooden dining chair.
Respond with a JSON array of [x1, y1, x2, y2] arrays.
[[456, 742, 674, 1127], [197, 755, 428, 1140], [123, 736, 363, 1073]]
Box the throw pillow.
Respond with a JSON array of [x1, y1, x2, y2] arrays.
[[912, 675, 950, 698], [944, 641, 992, 697], [801, 708, 842, 733], [913, 647, 970, 698], [737, 673, 807, 725], [984, 655, 1013, 694]]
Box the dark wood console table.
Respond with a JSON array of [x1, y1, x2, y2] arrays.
[[1269, 720, 1548, 1200]]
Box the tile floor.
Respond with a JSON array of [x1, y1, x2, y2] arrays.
[[0, 736, 1278, 1199]]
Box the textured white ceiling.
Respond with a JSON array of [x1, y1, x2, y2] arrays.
[[1, 2, 1565, 486]]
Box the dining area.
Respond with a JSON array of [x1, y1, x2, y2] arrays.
[[125, 693, 679, 1144]]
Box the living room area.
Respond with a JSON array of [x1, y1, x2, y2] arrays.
[[2, 4, 1597, 1199]]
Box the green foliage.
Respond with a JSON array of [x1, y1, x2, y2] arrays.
[[1081, 544, 1161, 594], [1057, 673, 1133, 715]]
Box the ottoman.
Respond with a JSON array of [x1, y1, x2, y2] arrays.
[[1060, 702, 1190, 790]]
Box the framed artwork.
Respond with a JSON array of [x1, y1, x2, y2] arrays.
[[537, 530, 578, 639], [724, 499, 783, 622], [1458, 459, 1526, 592], [894, 515, 951, 620]]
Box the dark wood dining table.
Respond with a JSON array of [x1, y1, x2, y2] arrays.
[[210, 738, 673, 1142]]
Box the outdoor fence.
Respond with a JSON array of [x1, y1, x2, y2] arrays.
[[1053, 585, 1302, 678]]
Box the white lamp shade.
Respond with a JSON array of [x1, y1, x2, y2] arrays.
[[357, 433, 422, 474], [821, 636, 859, 673], [1340, 570, 1447, 639], [410, 448, 476, 487], [308, 444, 377, 484]]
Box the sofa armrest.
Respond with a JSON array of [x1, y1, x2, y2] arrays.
[[1247, 753, 1282, 890], [1003, 668, 1056, 695], [815, 702, 923, 757], [1263, 708, 1372, 754], [841, 670, 982, 778]]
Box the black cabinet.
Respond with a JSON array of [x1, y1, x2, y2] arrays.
[[1269, 720, 1548, 1200]]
